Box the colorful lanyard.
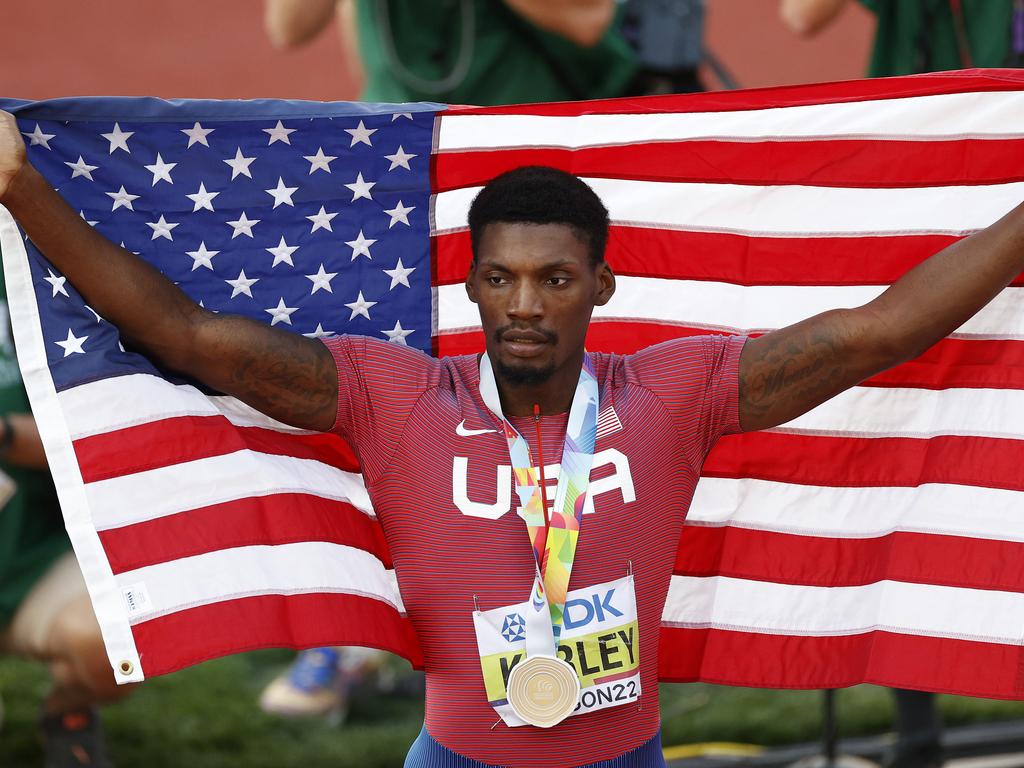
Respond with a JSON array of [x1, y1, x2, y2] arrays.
[[478, 354, 599, 654]]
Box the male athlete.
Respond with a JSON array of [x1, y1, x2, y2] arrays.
[[1, 109, 1023, 767]]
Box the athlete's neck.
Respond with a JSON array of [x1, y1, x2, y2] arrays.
[[494, 349, 585, 417]]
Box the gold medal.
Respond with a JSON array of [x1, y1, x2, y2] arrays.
[[506, 655, 580, 728]]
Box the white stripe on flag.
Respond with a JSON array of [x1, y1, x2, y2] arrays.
[[114, 541, 402, 624], [87, 450, 373, 531], [437, 91, 1024, 150], [663, 575, 1024, 645]]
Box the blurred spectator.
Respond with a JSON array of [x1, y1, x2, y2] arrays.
[[780, 0, 1020, 74], [0, 273, 134, 767], [264, 0, 637, 105]]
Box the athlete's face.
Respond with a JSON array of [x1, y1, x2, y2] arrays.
[[466, 222, 615, 393]]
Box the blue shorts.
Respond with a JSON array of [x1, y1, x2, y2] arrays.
[[403, 726, 666, 767]]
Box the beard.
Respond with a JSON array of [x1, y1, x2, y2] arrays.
[[495, 358, 557, 386]]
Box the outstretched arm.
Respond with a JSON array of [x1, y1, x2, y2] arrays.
[[739, 200, 1024, 432], [0, 112, 337, 432]]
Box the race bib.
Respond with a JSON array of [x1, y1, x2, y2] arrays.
[[472, 575, 641, 727]]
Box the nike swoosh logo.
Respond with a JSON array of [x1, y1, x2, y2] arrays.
[[456, 420, 498, 437]]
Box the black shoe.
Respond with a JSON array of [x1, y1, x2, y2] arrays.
[[39, 709, 113, 768]]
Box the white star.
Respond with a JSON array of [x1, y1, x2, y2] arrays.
[[306, 206, 338, 233], [22, 123, 55, 149], [344, 172, 375, 202], [64, 156, 97, 180], [186, 241, 219, 271], [78, 210, 98, 227], [382, 320, 414, 345], [303, 323, 335, 339], [391, 112, 414, 121], [106, 185, 140, 212], [383, 200, 415, 228], [181, 122, 214, 147], [266, 236, 299, 267], [224, 147, 256, 179], [384, 145, 416, 171], [101, 123, 134, 154], [44, 269, 68, 297], [55, 328, 87, 357], [146, 215, 179, 241], [263, 120, 296, 145], [344, 291, 377, 320], [383, 258, 416, 289], [264, 297, 299, 326], [303, 147, 336, 174], [265, 177, 298, 208], [144, 153, 177, 186], [226, 211, 260, 239], [305, 263, 337, 294], [344, 120, 377, 147], [225, 269, 259, 298], [186, 182, 220, 212], [345, 229, 376, 260], [83, 304, 104, 323]]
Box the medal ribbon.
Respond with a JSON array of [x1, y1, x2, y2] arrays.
[[479, 354, 599, 654]]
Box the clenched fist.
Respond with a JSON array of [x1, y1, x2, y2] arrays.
[[0, 110, 27, 202]]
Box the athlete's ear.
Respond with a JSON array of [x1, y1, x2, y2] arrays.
[[465, 261, 479, 304], [595, 262, 615, 307]]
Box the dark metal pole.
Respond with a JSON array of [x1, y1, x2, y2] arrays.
[[823, 689, 838, 767]]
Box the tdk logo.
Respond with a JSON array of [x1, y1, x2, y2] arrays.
[[501, 613, 526, 643], [563, 589, 623, 630]]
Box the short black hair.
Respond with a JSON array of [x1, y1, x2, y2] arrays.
[[467, 166, 609, 266]]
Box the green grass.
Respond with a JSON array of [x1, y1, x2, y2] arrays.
[[4, 651, 1024, 766]]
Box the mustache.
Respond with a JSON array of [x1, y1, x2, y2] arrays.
[[493, 325, 559, 345]]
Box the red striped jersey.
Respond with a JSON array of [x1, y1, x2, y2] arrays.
[[325, 333, 745, 766]]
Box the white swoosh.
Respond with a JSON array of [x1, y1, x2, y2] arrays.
[[456, 419, 498, 437]]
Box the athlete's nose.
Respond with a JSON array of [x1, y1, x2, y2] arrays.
[[506, 281, 544, 321]]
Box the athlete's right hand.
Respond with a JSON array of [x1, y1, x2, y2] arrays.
[[0, 111, 27, 203]]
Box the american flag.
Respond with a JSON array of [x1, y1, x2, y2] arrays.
[[2, 70, 1024, 697]]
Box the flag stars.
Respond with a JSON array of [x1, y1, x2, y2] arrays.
[[22, 123, 55, 149], [55, 329, 87, 357], [384, 200, 415, 228], [306, 206, 338, 233], [391, 112, 414, 121], [146, 215, 179, 241], [78, 210, 98, 227], [101, 123, 134, 154], [265, 177, 298, 208], [345, 230, 376, 260], [382, 320, 414, 345], [305, 264, 337, 294], [384, 145, 416, 171], [266, 236, 299, 267], [303, 323, 335, 339], [186, 182, 220, 212], [44, 269, 69, 298], [303, 147, 337, 174], [344, 120, 377, 147], [106, 185, 140, 212], [344, 172, 375, 202], [263, 120, 296, 145], [264, 297, 299, 326], [224, 147, 256, 179], [186, 241, 219, 271], [344, 291, 377, 320], [181, 122, 214, 147], [383, 258, 416, 289], [144, 153, 177, 186], [65, 156, 98, 180], [225, 269, 259, 298], [227, 211, 260, 239]]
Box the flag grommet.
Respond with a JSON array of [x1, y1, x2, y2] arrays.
[[118, 660, 134, 676]]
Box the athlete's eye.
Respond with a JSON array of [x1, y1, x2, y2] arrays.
[[487, 275, 509, 286], [546, 276, 570, 287]]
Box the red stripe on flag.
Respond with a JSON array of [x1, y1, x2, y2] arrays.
[[434, 139, 1024, 193], [456, 71, 1024, 116], [657, 626, 1024, 698], [675, 526, 1024, 591], [438, 326, 1024, 391], [705, 432, 1024, 492], [74, 415, 359, 483], [98, 494, 389, 574], [131, 592, 423, 678]]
